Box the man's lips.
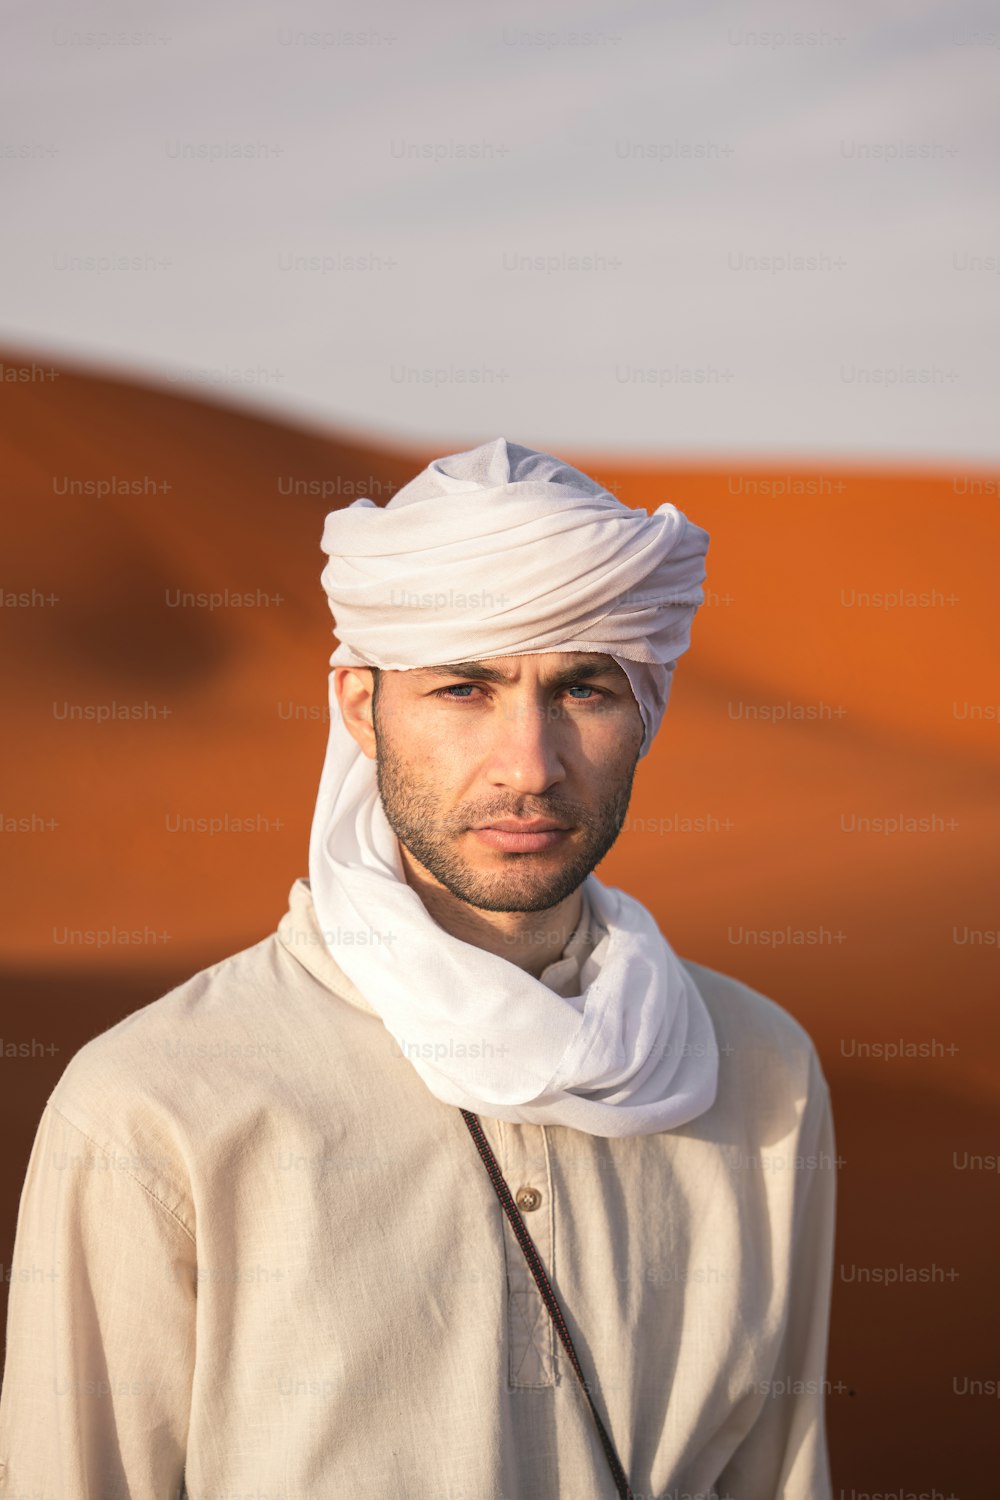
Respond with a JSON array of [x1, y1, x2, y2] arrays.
[[474, 819, 569, 832], [470, 820, 572, 852]]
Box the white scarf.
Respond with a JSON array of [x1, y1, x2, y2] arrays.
[[308, 438, 720, 1137]]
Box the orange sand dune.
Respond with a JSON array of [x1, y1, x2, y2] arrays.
[[1, 348, 997, 1492]]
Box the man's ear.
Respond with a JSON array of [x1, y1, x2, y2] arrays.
[[334, 667, 378, 760]]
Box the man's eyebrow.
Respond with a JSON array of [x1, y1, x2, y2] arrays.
[[413, 658, 622, 687]]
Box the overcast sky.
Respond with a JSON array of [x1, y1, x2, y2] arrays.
[[3, 0, 999, 460]]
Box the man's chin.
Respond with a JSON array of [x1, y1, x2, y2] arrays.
[[446, 889, 576, 916], [437, 858, 588, 915]]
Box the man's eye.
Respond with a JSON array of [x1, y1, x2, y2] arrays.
[[431, 684, 604, 702]]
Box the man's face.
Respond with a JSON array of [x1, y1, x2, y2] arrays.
[[365, 651, 645, 914]]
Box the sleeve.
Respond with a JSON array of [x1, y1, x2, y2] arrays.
[[715, 1063, 838, 1500], [0, 1101, 196, 1500]]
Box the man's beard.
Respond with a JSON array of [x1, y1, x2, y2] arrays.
[[372, 707, 640, 914]]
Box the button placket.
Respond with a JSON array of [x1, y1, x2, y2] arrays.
[[494, 1119, 556, 1389]]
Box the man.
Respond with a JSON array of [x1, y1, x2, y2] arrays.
[[0, 437, 836, 1498]]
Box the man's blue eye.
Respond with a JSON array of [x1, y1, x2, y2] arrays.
[[433, 684, 602, 701]]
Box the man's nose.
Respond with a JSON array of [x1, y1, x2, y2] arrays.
[[483, 695, 568, 792]]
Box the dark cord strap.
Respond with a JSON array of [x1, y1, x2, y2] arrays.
[[460, 1108, 635, 1500]]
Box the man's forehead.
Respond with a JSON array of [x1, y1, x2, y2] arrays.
[[407, 652, 626, 682]]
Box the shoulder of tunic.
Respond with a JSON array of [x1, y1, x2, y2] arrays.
[[681, 956, 824, 1060], [680, 955, 831, 1126], [669, 959, 835, 1215], [43, 906, 360, 1233]]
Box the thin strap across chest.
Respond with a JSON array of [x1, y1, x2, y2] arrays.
[[460, 1108, 635, 1500]]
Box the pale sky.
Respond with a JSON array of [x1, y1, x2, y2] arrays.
[[2, 0, 999, 459]]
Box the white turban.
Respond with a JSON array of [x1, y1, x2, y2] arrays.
[[319, 436, 710, 757], [307, 437, 719, 1138]]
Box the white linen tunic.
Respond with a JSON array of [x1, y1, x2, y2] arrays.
[[0, 876, 836, 1499]]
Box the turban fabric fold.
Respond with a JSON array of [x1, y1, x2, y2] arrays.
[[318, 436, 711, 757]]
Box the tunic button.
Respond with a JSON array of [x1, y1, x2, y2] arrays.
[[515, 1186, 541, 1212]]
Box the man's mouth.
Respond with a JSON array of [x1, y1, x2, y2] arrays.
[[474, 819, 569, 832], [470, 819, 572, 853]]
